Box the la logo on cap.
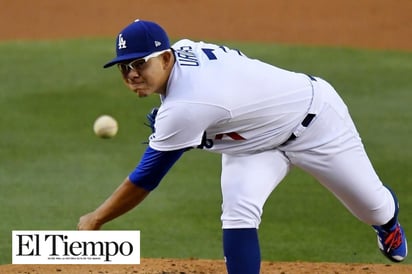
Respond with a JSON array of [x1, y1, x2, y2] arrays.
[[118, 34, 127, 49]]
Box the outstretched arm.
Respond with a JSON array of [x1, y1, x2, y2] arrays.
[[77, 177, 149, 230], [78, 146, 186, 230]]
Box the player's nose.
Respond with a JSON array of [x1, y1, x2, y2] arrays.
[[127, 69, 141, 78]]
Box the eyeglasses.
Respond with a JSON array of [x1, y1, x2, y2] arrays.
[[117, 49, 170, 75]]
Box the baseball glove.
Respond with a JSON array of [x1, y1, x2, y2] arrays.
[[145, 107, 158, 133]]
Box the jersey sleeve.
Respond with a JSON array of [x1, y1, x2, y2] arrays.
[[149, 102, 229, 151], [128, 146, 186, 191]]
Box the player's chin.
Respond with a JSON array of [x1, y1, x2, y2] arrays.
[[133, 89, 150, 97], [135, 87, 158, 97]]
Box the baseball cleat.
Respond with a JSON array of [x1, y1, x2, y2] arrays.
[[373, 222, 408, 262], [372, 187, 407, 262]]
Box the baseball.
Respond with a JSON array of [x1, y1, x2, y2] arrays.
[[93, 115, 118, 138]]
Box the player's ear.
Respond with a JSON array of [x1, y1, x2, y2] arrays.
[[162, 50, 174, 69]]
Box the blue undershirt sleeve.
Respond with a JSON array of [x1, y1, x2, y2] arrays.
[[128, 146, 186, 191]]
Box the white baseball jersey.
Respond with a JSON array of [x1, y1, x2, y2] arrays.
[[149, 39, 315, 154]]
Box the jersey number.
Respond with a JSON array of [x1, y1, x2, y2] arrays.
[[201, 46, 244, 60]]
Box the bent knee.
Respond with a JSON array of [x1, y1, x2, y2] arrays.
[[221, 201, 262, 229]]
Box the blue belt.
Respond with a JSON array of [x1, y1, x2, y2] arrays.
[[282, 75, 317, 145], [282, 113, 316, 145]]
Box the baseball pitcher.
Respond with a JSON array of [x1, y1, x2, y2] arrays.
[[78, 20, 407, 274]]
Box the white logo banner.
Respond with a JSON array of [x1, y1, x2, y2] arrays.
[[12, 230, 140, 264]]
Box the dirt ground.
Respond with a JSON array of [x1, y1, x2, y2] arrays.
[[2, 258, 412, 274], [1, 0, 412, 51], [1, 0, 412, 273]]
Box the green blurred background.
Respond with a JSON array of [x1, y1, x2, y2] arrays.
[[0, 39, 411, 265]]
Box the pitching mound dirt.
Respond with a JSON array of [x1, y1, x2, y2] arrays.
[[1, 258, 412, 274]]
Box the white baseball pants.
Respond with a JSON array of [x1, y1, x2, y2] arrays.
[[220, 77, 395, 229]]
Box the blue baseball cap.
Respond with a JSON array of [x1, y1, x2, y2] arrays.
[[103, 19, 170, 68]]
